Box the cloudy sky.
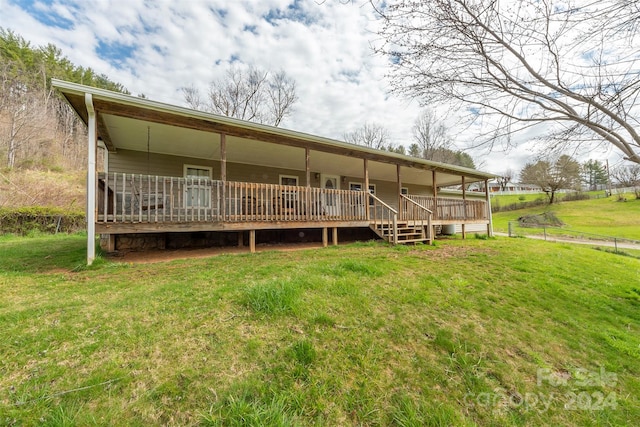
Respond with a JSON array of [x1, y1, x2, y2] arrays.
[[0, 0, 623, 175]]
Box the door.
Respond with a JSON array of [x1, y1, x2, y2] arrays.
[[184, 165, 212, 209], [321, 174, 340, 217]]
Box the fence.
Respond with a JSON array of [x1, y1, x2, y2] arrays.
[[507, 221, 640, 254]]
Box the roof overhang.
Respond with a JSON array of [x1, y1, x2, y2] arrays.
[[53, 79, 496, 187]]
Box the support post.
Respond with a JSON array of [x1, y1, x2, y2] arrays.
[[220, 134, 227, 219], [101, 234, 115, 252], [432, 170, 438, 219], [332, 227, 338, 246], [485, 179, 493, 237], [238, 231, 244, 247], [392, 214, 398, 245], [249, 229, 256, 253], [85, 93, 97, 265], [397, 164, 402, 219], [364, 158, 370, 220], [305, 147, 311, 219], [305, 147, 311, 187], [462, 176, 467, 240], [322, 227, 328, 247]]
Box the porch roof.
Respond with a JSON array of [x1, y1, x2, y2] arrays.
[[53, 79, 496, 187]]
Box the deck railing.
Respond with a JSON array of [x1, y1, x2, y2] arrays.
[[406, 195, 487, 221], [399, 194, 432, 241], [97, 173, 489, 225], [369, 193, 398, 244], [97, 173, 368, 224]]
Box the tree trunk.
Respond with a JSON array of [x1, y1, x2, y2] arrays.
[[7, 114, 18, 169]]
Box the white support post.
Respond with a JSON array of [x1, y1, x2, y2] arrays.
[[86, 93, 97, 265], [485, 179, 493, 237]]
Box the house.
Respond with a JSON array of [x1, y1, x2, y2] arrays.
[[488, 182, 542, 194], [53, 80, 495, 264]]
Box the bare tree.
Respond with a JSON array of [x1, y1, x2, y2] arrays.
[[412, 109, 450, 159], [374, 0, 640, 164], [0, 61, 48, 169], [497, 168, 514, 192], [343, 122, 390, 150], [612, 164, 640, 198], [182, 65, 297, 127], [267, 70, 298, 126], [181, 85, 203, 110], [409, 109, 477, 168], [520, 155, 581, 204]]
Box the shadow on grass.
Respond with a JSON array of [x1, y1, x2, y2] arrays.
[[0, 233, 88, 273]]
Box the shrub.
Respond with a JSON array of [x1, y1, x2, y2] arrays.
[[562, 192, 591, 202], [0, 207, 85, 235]]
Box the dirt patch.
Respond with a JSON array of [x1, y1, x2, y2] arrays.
[[518, 212, 564, 227]]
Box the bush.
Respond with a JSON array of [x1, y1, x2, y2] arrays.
[[562, 192, 591, 202], [492, 197, 547, 212], [0, 207, 85, 235]]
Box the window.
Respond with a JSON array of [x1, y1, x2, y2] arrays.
[[184, 165, 212, 208], [401, 187, 409, 195], [279, 175, 299, 186], [279, 175, 299, 209], [185, 165, 212, 178], [349, 182, 376, 205]]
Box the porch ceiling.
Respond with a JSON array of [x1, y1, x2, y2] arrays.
[[101, 112, 472, 187]]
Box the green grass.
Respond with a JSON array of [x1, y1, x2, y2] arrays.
[[1, 235, 639, 425], [490, 191, 604, 211], [493, 192, 640, 240]]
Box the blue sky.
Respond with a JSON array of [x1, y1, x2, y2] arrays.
[[0, 0, 610, 174]]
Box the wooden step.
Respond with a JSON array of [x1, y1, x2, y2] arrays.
[[383, 229, 422, 235], [399, 238, 431, 244], [370, 223, 431, 245], [397, 233, 424, 238]]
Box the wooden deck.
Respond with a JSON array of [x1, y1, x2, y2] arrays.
[[97, 173, 490, 242]]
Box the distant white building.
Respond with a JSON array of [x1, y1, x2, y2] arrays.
[[488, 182, 542, 194]]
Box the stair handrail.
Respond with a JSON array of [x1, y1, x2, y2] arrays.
[[400, 194, 433, 243], [400, 194, 433, 217], [369, 193, 398, 245]]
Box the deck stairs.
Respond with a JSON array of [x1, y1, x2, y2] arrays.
[[370, 221, 432, 245]]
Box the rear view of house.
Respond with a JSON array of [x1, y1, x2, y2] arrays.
[[53, 80, 494, 264]]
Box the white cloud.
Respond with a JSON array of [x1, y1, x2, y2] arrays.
[[2, 0, 614, 176]]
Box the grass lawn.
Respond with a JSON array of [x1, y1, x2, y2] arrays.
[[492, 193, 640, 240], [490, 191, 605, 211], [490, 192, 548, 209], [1, 234, 639, 425]]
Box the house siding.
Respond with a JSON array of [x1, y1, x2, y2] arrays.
[[108, 149, 436, 209]]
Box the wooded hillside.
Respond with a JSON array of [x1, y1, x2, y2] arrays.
[[0, 28, 127, 172]]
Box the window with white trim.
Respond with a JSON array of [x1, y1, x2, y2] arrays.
[[349, 182, 376, 205], [279, 175, 299, 186], [184, 165, 212, 208]]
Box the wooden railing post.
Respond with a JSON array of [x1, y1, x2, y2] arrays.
[[392, 213, 398, 245]]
